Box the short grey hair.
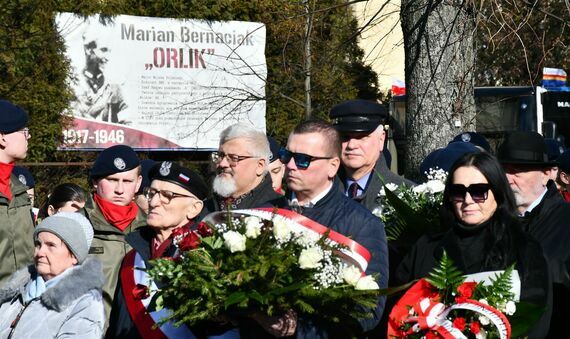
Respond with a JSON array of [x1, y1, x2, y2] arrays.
[[219, 123, 271, 163]]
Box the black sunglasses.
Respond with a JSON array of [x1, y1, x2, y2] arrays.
[[448, 183, 491, 203], [278, 148, 332, 170]]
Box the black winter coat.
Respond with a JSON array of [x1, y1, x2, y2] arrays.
[[518, 180, 570, 337], [395, 218, 551, 339]]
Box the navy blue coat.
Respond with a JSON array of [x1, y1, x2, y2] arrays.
[[277, 179, 389, 338]]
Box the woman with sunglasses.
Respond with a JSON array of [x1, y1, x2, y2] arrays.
[[394, 152, 551, 337]]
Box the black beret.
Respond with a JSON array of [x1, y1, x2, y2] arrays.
[[13, 166, 35, 188], [267, 136, 281, 163], [329, 99, 387, 134], [0, 100, 29, 133], [137, 159, 157, 195], [149, 161, 209, 200], [449, 132, 491, 152], [90, 145, 140, 179]]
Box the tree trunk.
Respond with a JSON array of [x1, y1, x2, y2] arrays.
[[401, 0, 476, 179]]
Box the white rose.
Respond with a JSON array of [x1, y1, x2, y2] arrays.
[[298, 247, 323, 269], [355, 275, 379, 290], [426, 179, 445, 193], [223, 231, 246, 253], [273, 219, 292, 242], [412, 183, 428, 194], [385, 183, 398, 192], [244, 216, 263, 239], [478, 315, 490, 326], [342, 265, 362, 286], [505, 300, 516, 315]]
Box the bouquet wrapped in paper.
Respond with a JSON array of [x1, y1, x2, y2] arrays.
[[147, 208, 383, 333]]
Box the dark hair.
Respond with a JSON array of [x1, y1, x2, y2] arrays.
[[442, 152, 519, 268], [291, 119, 341, 157], [38, 183, 87, 219]]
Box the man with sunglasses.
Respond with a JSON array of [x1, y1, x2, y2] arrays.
[[498, 131, 570, 336], [274, 120, 388, 337], [329, 99, 414, 212], [0, 100, 35, 286], [81, 144, 147, 329], [204, 123, 284, 214], [109, 161, 237, 338]]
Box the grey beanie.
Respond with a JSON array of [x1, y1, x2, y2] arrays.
[[34, 212, 94, 263]]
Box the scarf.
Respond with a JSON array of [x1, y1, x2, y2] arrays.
[[560, 190, 570, 203], [0, 161, 14, 200], [94, 193, 139, 231], [24, 270, 68, 303], [151, 222, 194, 259]]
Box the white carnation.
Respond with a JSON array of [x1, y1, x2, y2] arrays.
[[298, 247, 323, 269], [223, 231, 246, 253], [385, 183, 398, 192], [412, 183, 428, 194], [478, 315, 490, 326], [425, 179, 445, 193], [355, 275, 379, 290], [244, 216, 263, 239], [273, 219, 292, 242], [505, 300, 516, 315], [341, 265, 362, 286]]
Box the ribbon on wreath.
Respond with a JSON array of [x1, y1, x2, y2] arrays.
[[202, 208, 371, 272], [388, 279, 511, 339]]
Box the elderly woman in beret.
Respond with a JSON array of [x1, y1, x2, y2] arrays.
[[0, 212, 105, 338]]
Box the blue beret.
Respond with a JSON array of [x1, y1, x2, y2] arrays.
[[267, 136, 281, 163], [450, 132, 491, 152], [0, 100, 29, 133], [329, 99, 387, 134], [420, 142, 480, 178], [544, 138, 565, 161], [558, 151, 570, 173], [13, 166, 35, 188], [149, 161, 209, 200], [90, 145, 140, 179], [137, 159, 157, 195]]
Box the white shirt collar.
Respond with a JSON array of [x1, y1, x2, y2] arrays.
[[290, 182, 334, 208], [521, 188, 548, 216]]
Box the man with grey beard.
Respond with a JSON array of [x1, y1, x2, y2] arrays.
[[203, 123, 284, 213], [498, 131, 570, 336]]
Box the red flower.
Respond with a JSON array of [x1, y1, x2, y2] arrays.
[[425, 330, 438, 339], [452, 317, 466, 331], [196, 222, 214, 237], [469, 321, 481, 334], [132, 284, 149, 300], [178, 231, 201, 251], [456, 282, 477, 302]]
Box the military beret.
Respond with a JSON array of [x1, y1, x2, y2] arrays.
[[267, 136, 281, 163], [450, 132, 491, 153], [558, 151, 570, 173], [137, 159, 157, 195], [420, 142, 480, 178], [0, 100, 29, 133], [90, 145, 140, 179], [149, 161, 209, 200], [13, 166, 35, 188], [329, 99, 388, 134]]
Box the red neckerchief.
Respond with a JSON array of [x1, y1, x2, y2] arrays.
[[93, 193, 139, 231], [151, 222, 194, 259], [561, 190, 570, 203], [0, 162, 14, 200]]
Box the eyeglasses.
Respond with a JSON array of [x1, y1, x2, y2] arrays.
[[144, 187, 196, 204], [18, 128, 30, 138], [278, 148, 332, 170], [211, 151, 255, 165], [448, 183, 491, 203]]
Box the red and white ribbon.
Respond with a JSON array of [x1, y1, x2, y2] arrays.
[[203, 208, 371, 272]]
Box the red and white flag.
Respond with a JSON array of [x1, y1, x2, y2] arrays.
[[392, 78, 406, 96]]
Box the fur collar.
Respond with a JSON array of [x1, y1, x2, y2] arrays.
[[0, 257, 104, 312]]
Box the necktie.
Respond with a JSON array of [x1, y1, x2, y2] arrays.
[[348, 182, 359, 198]]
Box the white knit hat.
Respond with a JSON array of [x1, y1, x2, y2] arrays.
[[34, 212, 94, 263]]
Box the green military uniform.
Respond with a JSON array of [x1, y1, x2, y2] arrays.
[[82, 194, 146, 324], [0, 175, 35, 286]]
